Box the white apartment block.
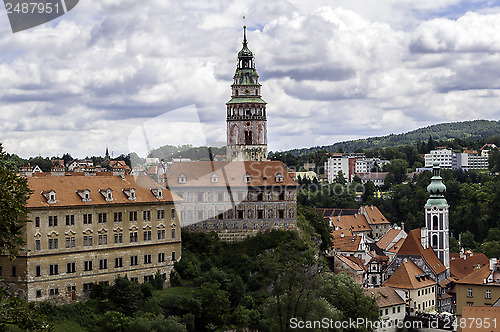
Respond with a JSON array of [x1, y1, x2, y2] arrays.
[[355, 158, 390, 173], [426, 149, 490, 170], [325, 156, 349, 183], [424, 149, 453, 168]]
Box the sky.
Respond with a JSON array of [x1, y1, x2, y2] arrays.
[[1, 0, 500, 159]]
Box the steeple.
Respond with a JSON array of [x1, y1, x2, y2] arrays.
[[226, 23, 268, 161], [424, 161, 450, 270]]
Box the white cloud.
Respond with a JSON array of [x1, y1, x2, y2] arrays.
[[1, 0, 500, 158]]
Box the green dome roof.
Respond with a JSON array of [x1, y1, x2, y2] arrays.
[[425, 161, 448, 207]]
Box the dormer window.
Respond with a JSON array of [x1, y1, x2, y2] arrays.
[[151, 188, 163, 199], [211, 173, 219, 183], [42, 190, 57, 204], [275, 172, 283, 183], [122, 188, 136, 201], [99, 188, 113, 202], [178, 174, 187, 184], [76, 189, 91, 202], [244, 172, 252, 183]]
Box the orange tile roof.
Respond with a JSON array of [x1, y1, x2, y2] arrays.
[[27, 174, 181, 208], [331, 230, 361, 252], [462, 307, 500, 332], [166, 161, 298, 187], [347, 256, 367, 271], [387, 237, 405, 254], [377, 229, 402, 250], [364, 286, 405, 308], [363, 206, 391, 225], [450, 252, 489, 280], [336, 254, 365, 272], [383, 259, 435, 289], [397, 229, 446, 275], [455, 265, 492, 285], [333, 214, 371, 232]]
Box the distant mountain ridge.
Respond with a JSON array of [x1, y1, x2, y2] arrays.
[[281, 120, 500, 156]]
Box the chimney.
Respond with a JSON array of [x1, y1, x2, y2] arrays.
[[401, 222, 405, 231], [421, 227, 428, 249]]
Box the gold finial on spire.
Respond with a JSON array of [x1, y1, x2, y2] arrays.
[[242, 15, 247, 45]]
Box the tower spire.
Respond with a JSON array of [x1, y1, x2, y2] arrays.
[[243, 16, 247, 46]]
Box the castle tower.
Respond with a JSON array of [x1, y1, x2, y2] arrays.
[[226, 25, 268, 161], [425, 161, 450, 269]]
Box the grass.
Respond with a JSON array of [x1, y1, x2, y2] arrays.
[[53, 320, 88, 332]]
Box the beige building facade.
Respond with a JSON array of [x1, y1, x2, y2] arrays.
[[0, 173, 182, 303]]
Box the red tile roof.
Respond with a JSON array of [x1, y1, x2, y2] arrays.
[[333, 214, 371, 232], [387, 237, 405, 254], [383, 259, 435, 289], [336, 254, 365, 272], [397, 229, 446, 275], [363, 205, 390, 225], [166, 161, 297, 187], [27, 174, 180, 208], [455, 265, 491, 285], [377, 229, 403, 250], [364, 286, 405, 308], [450, 252, 490, 280], [331, 230, 361, 252]]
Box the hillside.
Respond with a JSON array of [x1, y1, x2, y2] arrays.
[[282, 120, 500, 156]]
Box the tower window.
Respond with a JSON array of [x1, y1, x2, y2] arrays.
[[433, 215, 438, 229], [245, 130, 253, 145], [432, 234, 438, 248]]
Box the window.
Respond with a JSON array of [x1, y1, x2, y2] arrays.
[[143, 210, 151, 221], [197, 193, 203, 201], [129, 211, 138, 222], [49, 264, 59, 275], [171, 209, 175, 219], [83, 235, 93, 246], [393, 307, 396, 314], [35, 240, 41, 251], [84, 260, 93, 271], [172, 251, 176, 261], [114, 233, 123, 244], [83, 214, 92, 224], [48, 238, 58, 250], [98, 234, 107, 245], [36, 265, 41, 277], [65, 237, 75, 248], [114, 212, 122, 222], [98, 213, 107, 223], [115, 257, 123, 268], [433, 215, 438, 230], [129, 232, 138, 243], [258, 210, 264, 219], [158, 253, 165, 262], [467, 288, 473, 297], [418, 290, 420, 296], [171, 229, 176, 239], [217, 193, 223, 201], [66, 262, 76, 273], [35, 216, 40, 228], [157, 210, 165, 220], [65, 215, 75, 226], [143, 231, 152, 241], [278, 210, 284, 219], [48, 216, 58, 227], [397, 306, 401, 313], [99, 259, 108, 270], [144, 254, 152, 264], [83, 283, 93, 292], [158, 229, 165, 240], [486, 289, 491, 299], [49, 288, 59, 296], [130, 255, 138, 266], [11, 266, 16, 277], [36, 290, 42, 298]]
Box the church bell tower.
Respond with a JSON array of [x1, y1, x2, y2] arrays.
[[425, 161, 450, 270], [226, 25, 268, 161]]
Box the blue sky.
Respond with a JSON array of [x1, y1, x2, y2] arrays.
[[1, 0, 500, 158]]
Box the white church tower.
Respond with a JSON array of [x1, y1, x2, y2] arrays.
[[425, 161, 450, 269]]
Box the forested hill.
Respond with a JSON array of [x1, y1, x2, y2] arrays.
[[282, 120, 500, 156]]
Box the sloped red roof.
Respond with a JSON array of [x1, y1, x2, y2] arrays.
[[363, 205, 390, 225], [364, 286, 405, 308], [383, 259, 435, 289], [331, 230, 361, 252], [333, 214, 371, 232], [397, 229, 446, 275], [450, 252, 489, 280], [27, 174, 180, 208], [455, 265, 491, 285], [377, 229, 402, 250], [166, 161, 297, 187], [336, 254, 365, 272]]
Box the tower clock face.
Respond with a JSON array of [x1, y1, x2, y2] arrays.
[[244, 89, 250, 95]]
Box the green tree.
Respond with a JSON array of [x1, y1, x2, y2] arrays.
[[460, 231, 477, 251], [108, 276, 143, 316], [450, 237, 459, 253], [0, 144, 32, 258], [479, 241, 500, 259], [385, 159, 408, 185], [361, 180, 376, 203]]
